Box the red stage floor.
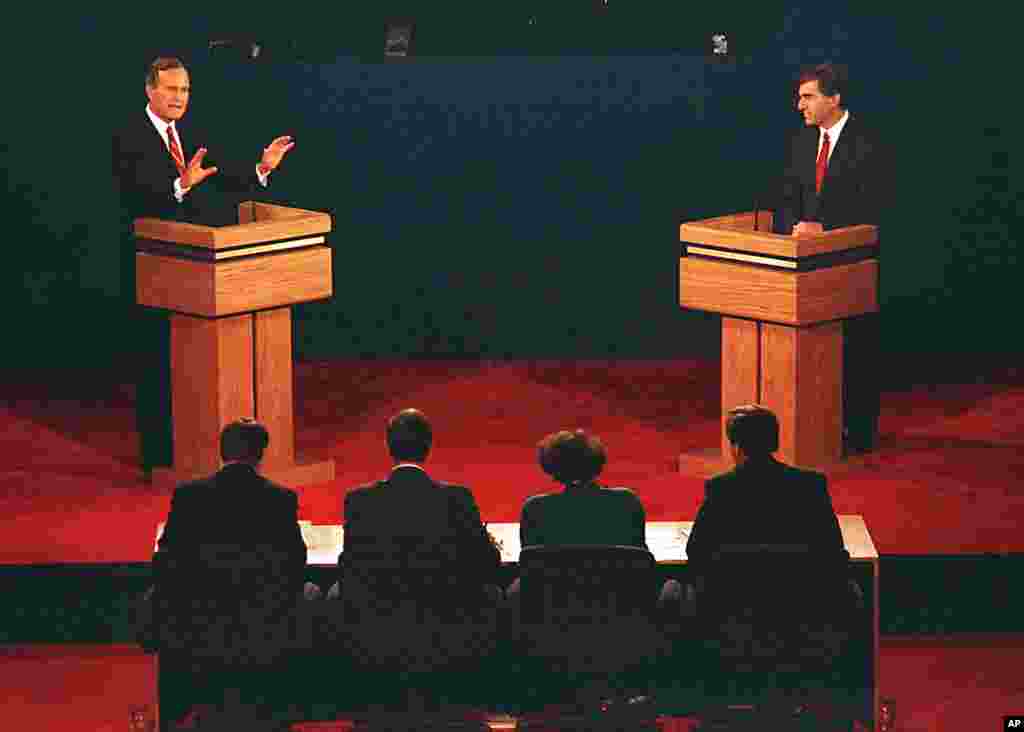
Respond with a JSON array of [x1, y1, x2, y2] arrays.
[[1, 358, 1022, 563], [4, 636, 1023, 732]]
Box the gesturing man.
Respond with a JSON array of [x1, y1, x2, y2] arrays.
[[111, 57, 296, 477], [114, 56, 294, 220]]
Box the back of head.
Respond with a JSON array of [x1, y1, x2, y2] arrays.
[[537, 429, 607, 485], [386, 408, 432, 462], [220, 418, 269, 465], [725, 405, 779, 457]]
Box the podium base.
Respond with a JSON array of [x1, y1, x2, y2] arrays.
[[151, 457, 335, 489]]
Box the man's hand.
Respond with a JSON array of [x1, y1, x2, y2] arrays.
[[180, 148, 218, 189], [260, 135, 296, 173], [792, 221, 824, 237]]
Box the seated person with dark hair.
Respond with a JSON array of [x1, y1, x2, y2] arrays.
[[329, 408, 502, 617], [143, 420, 320, 639], [139, 419, 319, 727], [506, 429, 683, 616], [685, 405, 862, 613]]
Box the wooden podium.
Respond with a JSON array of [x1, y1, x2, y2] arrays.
[[134, 201, 335, 488], [678, 211, 879, 475]]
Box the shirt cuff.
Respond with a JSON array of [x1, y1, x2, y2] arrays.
[[256, 165, 270, 187], [173, 177, 191, 202]]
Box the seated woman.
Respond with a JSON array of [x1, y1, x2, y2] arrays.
[[506, 429, 683, 616]]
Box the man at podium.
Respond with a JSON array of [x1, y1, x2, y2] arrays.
[[775, 63, 888, 454], [111, 56, 296, 477], [113, 56, 295, 221]]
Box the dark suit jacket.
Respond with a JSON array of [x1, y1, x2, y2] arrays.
[[152, 462, 308, 603], [520, 482, 647, 549], [338, 466, 501, 612], [111, 111, 261, 225], [685, 456, 849, 581], [775, 114, 888, 234]]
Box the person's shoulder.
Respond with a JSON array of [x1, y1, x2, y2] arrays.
[[437, 481, 476, 502], [598, 485, 635, 495], [776, 461, 827, 488], [113, 111, 152, 142], [778, 460, 825, 480], [599, 485, 643, 503], [845, 113, 879, 135], [706, 465, 740, 488], [785, 124, 817, 146], [843, 114, 884, 148], [260, 475, 299, 502], [172, 474, 213, 497], [522, 491, 558, 509], [344, 480, 382, 501]]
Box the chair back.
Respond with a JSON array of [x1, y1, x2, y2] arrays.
[[342, 536, 490, 620], [697, 543, 851, 673], [517, 544, 661, 673], [337, 540, 499, 672], [154, 542, 300, 665], [519, 544, 657, 624]]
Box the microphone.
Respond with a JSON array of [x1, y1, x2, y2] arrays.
[[753, 177, 777, 233]]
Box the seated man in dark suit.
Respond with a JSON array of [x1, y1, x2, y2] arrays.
[[143, 419, 319, 640], [506, 429, 682, 615], [140, 419, 319, 726], [329, 408, 502, 618], [685, 405, 862, 614]]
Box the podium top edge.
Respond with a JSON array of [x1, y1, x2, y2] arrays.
[[133, 204, 331, 249], [680, 213, 878, 258]]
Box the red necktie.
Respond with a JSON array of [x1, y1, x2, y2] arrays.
[[815, 131, 830, 194], [167, 125, 186, 176]]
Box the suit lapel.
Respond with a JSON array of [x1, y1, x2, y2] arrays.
[[803, 127, 819, 183]]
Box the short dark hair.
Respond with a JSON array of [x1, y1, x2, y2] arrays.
[[146, 57, 186, 88], [796, 63, 849, 109], [386, 409, 432, 462], [220, 418, 269, 464], [725, 405, 779, 456], [537, 429, 607, 484]]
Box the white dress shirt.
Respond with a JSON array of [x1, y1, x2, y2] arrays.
[[818, 109, 850, 163], [392, 463, 427, 473], [144, 104, 269, 204], [145, 104, 191, 202]]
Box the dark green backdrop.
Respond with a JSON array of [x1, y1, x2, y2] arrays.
[[3, 4, 1017, 368]]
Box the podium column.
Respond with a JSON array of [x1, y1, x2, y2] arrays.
[[254, 307, 295, 471], [170, 313, 255, 478], [717, 317, 843, 469], [759, 321, 843, 468], [721, 317, 760, 459]]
